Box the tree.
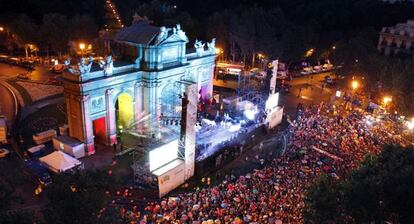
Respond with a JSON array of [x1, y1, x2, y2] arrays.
[[39, 13, 70, 58], [43, 169, 118, 224], [303, 175, 343, 224], [68, 14, 98, 42], [9, 14, 39, 46], [0, 182, 36, 224], [304, 146, 414, 224]]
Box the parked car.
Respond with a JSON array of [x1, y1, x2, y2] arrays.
[[300, 67, 313, 75], [313, 65, 323, 73], [47, 77, 61, 85], [0, 148, 10, 158], [17, 73, 29, 79]]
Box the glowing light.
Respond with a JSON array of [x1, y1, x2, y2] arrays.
[[244, 109, 258, 120], [266, 93, 279, 111], [407, 118, 414, 130], [351, 80, 359, 90], [149, 139, 179, 171], [215, 47, 222, 54], [335, 90, 342, 97], [383, 96, 392, 105], [229, 123, 241, 132], [117, 93, 134, 129], [0, 27, 4, 31], [79, 43, 85, 50], [305, 48, 314, 57]]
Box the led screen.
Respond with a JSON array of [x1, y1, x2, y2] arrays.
[[149, 139, 179, 171]]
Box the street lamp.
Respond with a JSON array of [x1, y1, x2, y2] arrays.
[[0, 27, 4, 32], [305, 48, 314, 57], [383, 96, 392, 105], [351, 80, 359, 90], [407, 118, 414, 130], [79, 43, 86, 56]]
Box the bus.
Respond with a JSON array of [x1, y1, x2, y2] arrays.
[[215, 62, 244, 80]]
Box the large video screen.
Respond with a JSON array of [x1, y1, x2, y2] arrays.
[[149, 139, 179, 171]]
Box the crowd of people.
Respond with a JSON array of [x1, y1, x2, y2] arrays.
[[116, 103, 410, 223]]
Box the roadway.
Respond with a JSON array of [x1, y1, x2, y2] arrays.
[[280, 72, 335, 115], [213, 71, 336, 116], [0, 63, 57, 128]]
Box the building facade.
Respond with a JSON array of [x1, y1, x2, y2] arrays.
[[378, 20, 414, 58], [61, 20, 216, 155]]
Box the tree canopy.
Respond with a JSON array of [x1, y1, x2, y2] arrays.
[[304, 145, 414, 224], [43, 169, 119, 224]]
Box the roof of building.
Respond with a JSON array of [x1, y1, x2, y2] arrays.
[[115, 20, 160, 45]]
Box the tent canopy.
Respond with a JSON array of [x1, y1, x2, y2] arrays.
[[39, 151, 82, 173]]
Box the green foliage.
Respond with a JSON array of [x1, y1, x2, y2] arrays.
[[43, 169, 118, 224], [303, 175, 342, 224], [304, 146, 414, 224], [0, 181, 37, 224]]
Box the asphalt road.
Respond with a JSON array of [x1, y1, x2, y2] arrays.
[[280, 72, 336, 115], [0, 62, 55, 81], [0, 63, 57, 128]]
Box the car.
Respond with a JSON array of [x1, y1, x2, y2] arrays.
[[300, 67, 313, 75], [0, 148, 10, 158], [47, 77, 61, 85], [17, 73, 29, 79], [313, 65, 323, 73]]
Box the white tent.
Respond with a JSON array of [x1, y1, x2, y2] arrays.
[[39, 151, 82, 173]]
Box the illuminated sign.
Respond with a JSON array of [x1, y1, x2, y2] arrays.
[[149, 139, 179, 171], [336, 90, 341, 97], [266, 93, 279, 112], [270, 60, 278, 94]]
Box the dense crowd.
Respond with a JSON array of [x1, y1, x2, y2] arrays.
[[118, 103, 410, 223]]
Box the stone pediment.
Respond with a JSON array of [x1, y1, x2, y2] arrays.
[[158, 33, 189, 45]]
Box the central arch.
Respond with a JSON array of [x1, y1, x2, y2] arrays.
[[115, 92, 134, 131], [160, 81, 184, 117]]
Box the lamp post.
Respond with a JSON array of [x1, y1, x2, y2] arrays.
[[79, 43, 86, 57], [383, 96, 392, 111], [216, 47, 223, 61], [351, 80, 359, 91]]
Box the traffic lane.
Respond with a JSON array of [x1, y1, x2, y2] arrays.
[[0, 63, 55, 82], [282, 75, 334, 116], [0, 83, 16, 128], [289, 72, 332, 86]]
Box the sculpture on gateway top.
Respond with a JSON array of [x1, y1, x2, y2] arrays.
[[64, 56, 94, 75], [207, 38, 216, 54], [194, 39, 205, 55], [155, 24, 188, 45], [175, 24, 188, 41], [99, 55, 114, 76], [155, 26, 170, 45]]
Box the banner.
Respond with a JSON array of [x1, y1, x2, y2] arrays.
[[270, 60, 278, 94]]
